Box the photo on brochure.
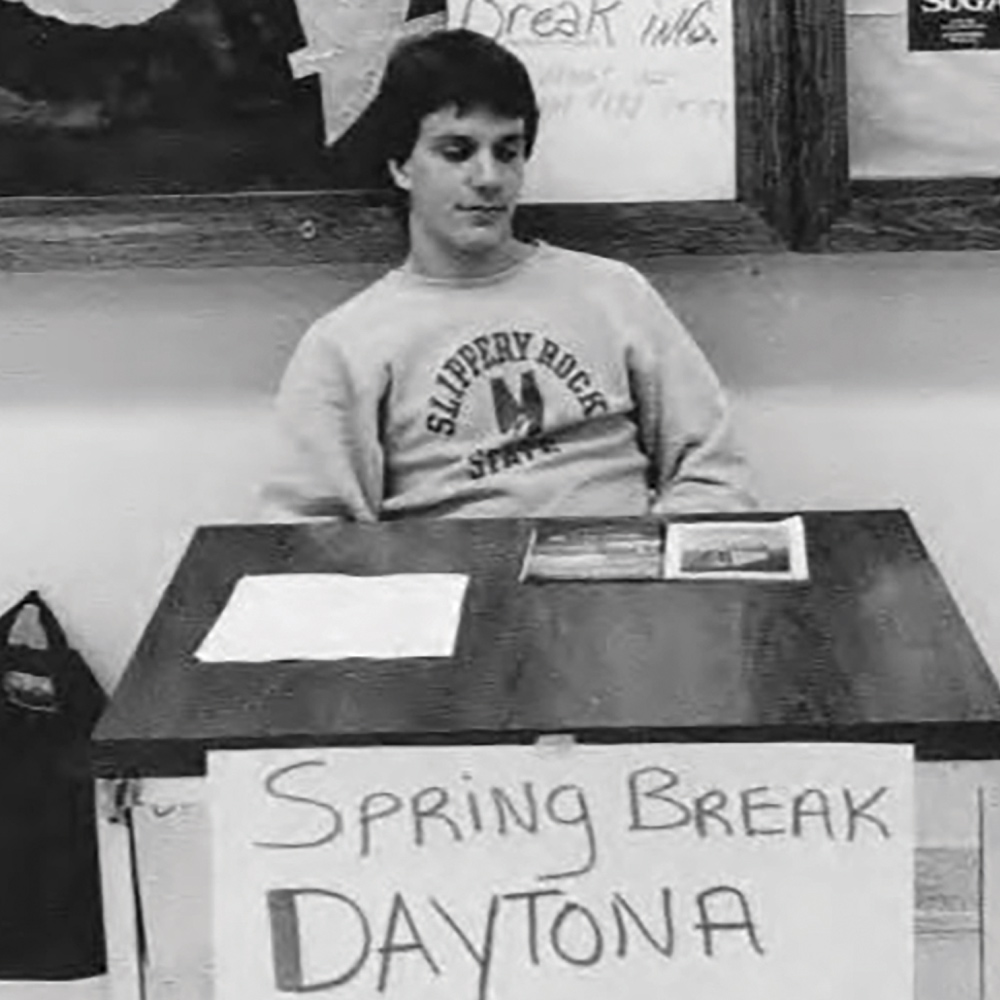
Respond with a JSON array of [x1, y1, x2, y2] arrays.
[[664, 516, 809, 582], [520, 521, 665, 581]]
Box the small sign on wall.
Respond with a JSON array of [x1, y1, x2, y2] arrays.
[[909, 0, 1000, 49], [210, 742, 913, 1000]]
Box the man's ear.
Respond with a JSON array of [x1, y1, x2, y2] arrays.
[[388, 158, 412, 192]]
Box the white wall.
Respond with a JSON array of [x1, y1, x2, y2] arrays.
[[0, 263, 379, 689], [1, 251, 998, 689]]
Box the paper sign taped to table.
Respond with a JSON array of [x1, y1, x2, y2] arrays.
[[210, 742, 913, 1000], [449, 0, 737, 203], [195, 574, 469, 662]]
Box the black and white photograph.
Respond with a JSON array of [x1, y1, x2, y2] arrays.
[[521, 521, 664, 580], [1, 0, 999, 999], [664, 515, 808, 581]]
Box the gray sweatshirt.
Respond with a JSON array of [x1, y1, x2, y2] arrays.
[[262, 243, 754, 520]]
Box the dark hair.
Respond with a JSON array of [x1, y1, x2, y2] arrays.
[[375, 28, 540, 167]]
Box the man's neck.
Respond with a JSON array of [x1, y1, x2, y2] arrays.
[[404, 238, 534, 281]]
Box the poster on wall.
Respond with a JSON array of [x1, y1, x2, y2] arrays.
[[909, 0, 1000, 50], [0, 0, 735, 202], [448, 0, 737, 203], [848, 0, 1000, 177]]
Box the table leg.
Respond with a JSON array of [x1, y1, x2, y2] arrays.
[[984, 771, 1000, 1000], [96, 779, 145, 1000]]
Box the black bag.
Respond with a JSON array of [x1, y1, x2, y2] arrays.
[[0, 590, 107, 979]]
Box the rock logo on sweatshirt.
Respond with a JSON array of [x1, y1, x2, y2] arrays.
[[425, 330, 609, 480]]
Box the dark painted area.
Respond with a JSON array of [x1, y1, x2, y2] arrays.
[[0, 0, 449, 196]]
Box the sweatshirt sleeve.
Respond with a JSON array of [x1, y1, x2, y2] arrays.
[[623, 268, 756, 515], [259, 324, 385, 522]]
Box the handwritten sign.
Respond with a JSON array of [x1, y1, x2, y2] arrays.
[[210, 743, 913, 1000], [448, 0, 736, 202]]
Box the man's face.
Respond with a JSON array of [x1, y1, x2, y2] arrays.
[[389, 104, 529, 278]]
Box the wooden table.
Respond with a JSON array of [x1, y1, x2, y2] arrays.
[[91, 511, 1000, 1000]]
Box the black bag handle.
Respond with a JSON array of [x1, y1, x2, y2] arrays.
[[0, 591, 69, 653]]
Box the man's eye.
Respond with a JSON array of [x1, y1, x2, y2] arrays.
[[496, 143, 525, 164], [439, 143, 473, 162]]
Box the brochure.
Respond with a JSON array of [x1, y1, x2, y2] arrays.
[[663, 516, 809, 581], [520, 521, 664, 581], [521, 517, 809, 583]]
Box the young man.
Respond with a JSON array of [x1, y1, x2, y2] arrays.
[[262, 28, 754, 520]]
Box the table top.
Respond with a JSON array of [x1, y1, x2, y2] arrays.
[[91, 510, 1000, 777]]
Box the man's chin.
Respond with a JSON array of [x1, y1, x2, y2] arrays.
[[455, 224, 512, 253]]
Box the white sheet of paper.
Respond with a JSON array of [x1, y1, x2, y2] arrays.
[[195, 573, 469, 662]]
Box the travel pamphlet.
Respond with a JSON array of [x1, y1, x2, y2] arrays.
[[521, 517, 809, 583]]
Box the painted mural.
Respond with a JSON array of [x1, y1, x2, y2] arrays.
[[0, 0, 446, 194]]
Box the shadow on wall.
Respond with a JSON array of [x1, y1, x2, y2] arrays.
[[0, 402, 271, 691], [736, 386, 1000, 685]]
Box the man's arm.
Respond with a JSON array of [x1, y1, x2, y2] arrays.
[[259, 328, 385, 521], [625, 270, 755, 515]]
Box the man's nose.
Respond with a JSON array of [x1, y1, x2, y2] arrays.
[[469, 151, 502, 188]]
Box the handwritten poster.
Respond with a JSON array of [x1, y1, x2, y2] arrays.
[[210, 742, 914, 1000], [448, 0, 737, 202]]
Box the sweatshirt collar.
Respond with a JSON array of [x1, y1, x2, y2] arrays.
[[393, 242, 546, 290]]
